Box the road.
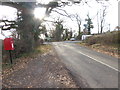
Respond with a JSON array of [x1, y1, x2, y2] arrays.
[[52, 41, 118, 88]]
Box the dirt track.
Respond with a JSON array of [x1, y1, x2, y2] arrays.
[[2, 47, 79, 88]]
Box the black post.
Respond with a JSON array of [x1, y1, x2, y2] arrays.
[[9, 50, 12, 64]]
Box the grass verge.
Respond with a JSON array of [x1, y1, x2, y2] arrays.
[[78, 42, 119, 58]]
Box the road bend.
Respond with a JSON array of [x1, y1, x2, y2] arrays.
[[52, 41, 118, 88]]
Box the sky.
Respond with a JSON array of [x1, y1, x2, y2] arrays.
[[0, 6, 17, 39], [42, 0, 118, 34], [0, 0, 119, 39]]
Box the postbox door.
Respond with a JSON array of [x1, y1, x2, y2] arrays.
[[4, 38, 14, 50]]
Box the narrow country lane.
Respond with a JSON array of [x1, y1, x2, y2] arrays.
[[52, 41, 118, 88]]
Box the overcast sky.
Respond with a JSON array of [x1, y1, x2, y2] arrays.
[[0, 0, 118, 39], [42, 0, 118, 34]]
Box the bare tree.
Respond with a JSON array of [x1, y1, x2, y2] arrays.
[[97, 11, 100, 34], [53, 18, 64, 41], [74, 14, 82, 39], [100, 7, 107, 34], [0, 0, 109, 52]]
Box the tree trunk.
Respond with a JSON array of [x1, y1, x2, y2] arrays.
[[88, 23, 91, 35], [18, 8, 35, 52], [100, 22, 103, 34]]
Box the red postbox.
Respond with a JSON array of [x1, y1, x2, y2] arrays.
[[4, 38, 14, 50]]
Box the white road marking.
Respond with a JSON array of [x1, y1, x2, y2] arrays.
[[64, 44, 119, 72], [78, 51, 119, 72]]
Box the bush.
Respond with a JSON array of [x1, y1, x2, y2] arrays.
[[84, 31, 120, 46], [2, 38, 44, 64]]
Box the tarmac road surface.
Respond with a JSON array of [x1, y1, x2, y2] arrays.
[[52, 41, 118, 88]]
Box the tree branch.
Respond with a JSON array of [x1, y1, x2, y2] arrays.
[[0, 20, 17, 30], [1, 2, 22, 9]]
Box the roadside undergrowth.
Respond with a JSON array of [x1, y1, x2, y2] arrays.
[[78, 42, 119, 58], [78, 31, 120, 58], [2, 44, 52, 70]]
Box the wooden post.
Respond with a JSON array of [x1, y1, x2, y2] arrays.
[[9, 50, 12, 64]]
